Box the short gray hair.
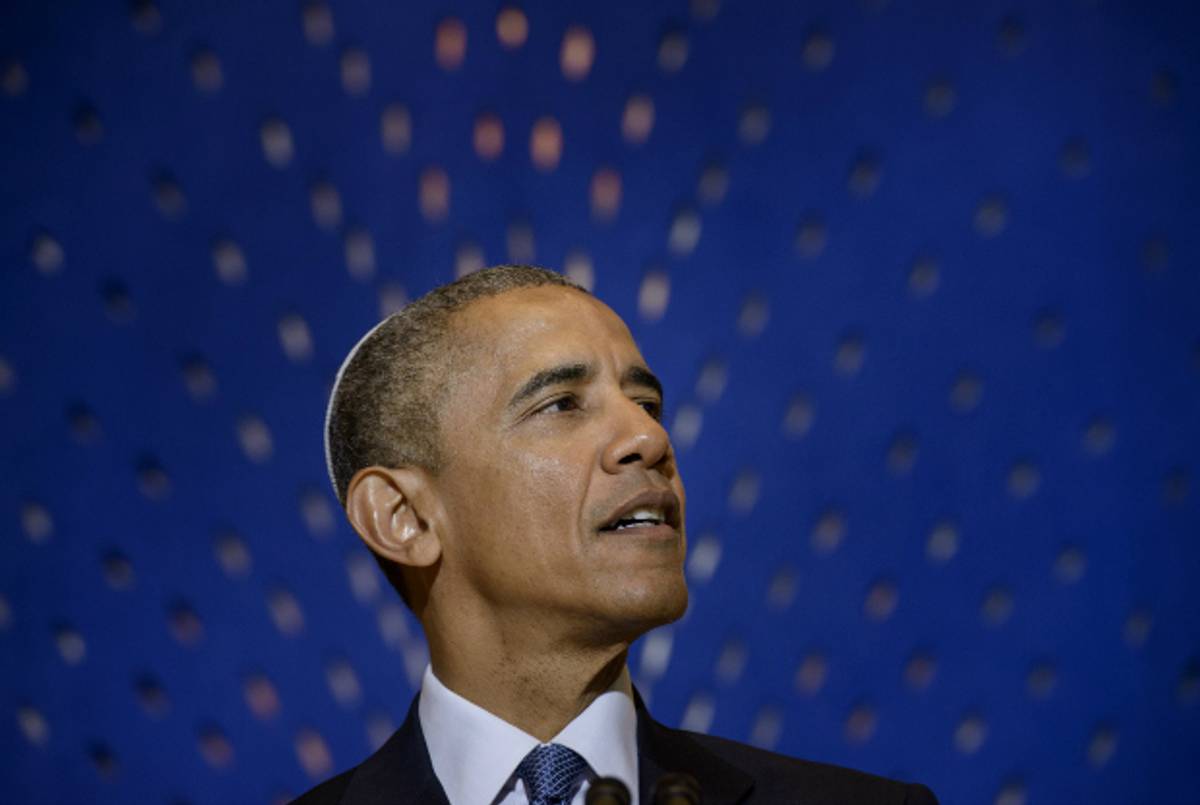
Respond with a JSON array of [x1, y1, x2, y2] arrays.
[[325, 264, 586, 505]]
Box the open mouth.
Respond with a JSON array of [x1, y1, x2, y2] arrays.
[[600, 507, 669, 532], [598, 490, 681, 533]]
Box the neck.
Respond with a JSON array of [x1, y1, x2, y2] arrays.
[[424, 609, 634, 741]]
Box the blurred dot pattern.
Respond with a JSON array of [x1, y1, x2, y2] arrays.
[[1, 2, 1198, 804]]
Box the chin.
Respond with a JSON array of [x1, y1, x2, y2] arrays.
[[597, 570, 689, 640]]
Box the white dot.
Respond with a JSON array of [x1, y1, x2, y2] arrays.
[[300, 489, 335, 537], [3, 60, 29, 96], [563, 250, 594, 291], [560, 26, 595, 81], [795, 214, 826, 258], [668, 207, 701, 256], [795, 651, 828, 695], [346, 552, 381, 604], [622, 94, 655, 145], [214, 531, 252, 578], [309, 180, 342, 230], [639, 629, 674, 679], [506, 220, 535, 263], [435, 18, 467, 71], [260, 117, 294, 168], [419, 167, 450, 223], [377, 601, 411, 650], [738, 103, 771, 145], [366, 711, 396, 751], [197, 725, 234, 770], [811, 509, 845, 555], [925, 520, 959, 563], [340, 47, 371, 96], [749, 706, 782, 749], [782, 394, 814, 438], [17, 705, 49, 747], [379, 282, 408, 317], [714, 640, 747, 683], [802, 29, 834, 71], [638, 270, 670, 321], [278, 313, 314, 362], [56, 625, 86, 665], [380, 103, 412, 154], [695, 358, 727, 402], [267, 588, 305, 636], [974, 194, 1008, 237], [658, 30, 688, 72], [680, 692, 715, 733], [954, 713, 988, 754], [1087, 725, 1118, 769], [237, 414, 273, 463], [21, 501, 53, 544], [496, 7, 528, 49], [344, 228, 376, 280], [728, 469, 760, 514], [473, 113, 504, 161], [844, 703, 876, 744], [455, 241, 485, 279], [686, 534, 721, 582], [152, 172, 187, 219], [190, 49, 223, 92], [981, 585, 1014, 626], [766, 566, 798, 610], [530, 116, 563, 171], [697, 162, 728, 206], [671, 404, 703, 449], [296, 729, 334, 779], [325, 658, 362, 707], [590, 167, 622, 221], [212, 238, 247, 285], [737, 294, 769, 338], [863, 579, 898, 621], [31, 233, 64, 275], [0, 355, 15, 395], [924, 77, 956, 117], [302, 2, 335, 47], [243, 674, 280, 720]]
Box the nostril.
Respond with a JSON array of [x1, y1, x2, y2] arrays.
[[618, 452, 643, 465]]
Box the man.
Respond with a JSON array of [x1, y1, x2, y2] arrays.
[[297, 265, 937, 804]]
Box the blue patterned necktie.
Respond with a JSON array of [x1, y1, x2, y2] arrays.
[[515, 743, 590, 805]]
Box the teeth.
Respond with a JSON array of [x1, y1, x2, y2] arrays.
[[611, 507, 665, 529], [628, 507, 664, 523]]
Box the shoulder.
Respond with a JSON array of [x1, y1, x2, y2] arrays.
[[289, 768, 355, 805], [682, 730, 938, 805]]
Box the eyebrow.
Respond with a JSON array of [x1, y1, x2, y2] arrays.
[[506, 362, 664, 409]]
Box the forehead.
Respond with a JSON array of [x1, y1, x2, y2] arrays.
[[449, 286, 644, 391]]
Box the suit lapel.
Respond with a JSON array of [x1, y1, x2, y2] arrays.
[[339, 697, 450, 805], [635, 691, 754, 805]]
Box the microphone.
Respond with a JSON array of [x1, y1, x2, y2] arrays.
[[652, 772, 702, 805], [586, 776, 631, 805]]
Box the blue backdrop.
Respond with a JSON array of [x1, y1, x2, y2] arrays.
[[2, 1, 1198, 803]]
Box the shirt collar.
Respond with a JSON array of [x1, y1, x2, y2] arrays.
[[418, 663, 639, 805]]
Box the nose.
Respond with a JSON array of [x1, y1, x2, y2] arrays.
[[601, 395, 674, 475]]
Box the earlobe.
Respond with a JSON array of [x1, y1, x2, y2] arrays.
[[345, 467, 442, 569]]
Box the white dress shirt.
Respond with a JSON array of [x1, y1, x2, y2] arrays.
[[418, 664, 640, 805]]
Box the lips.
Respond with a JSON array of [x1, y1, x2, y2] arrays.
[[598, 489, 682, 533]]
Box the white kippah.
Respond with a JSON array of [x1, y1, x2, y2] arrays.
[[323, 315, 395, 498]]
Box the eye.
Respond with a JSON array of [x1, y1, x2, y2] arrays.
[[536, 394, 580, 415], [638, 399, 664, 421]]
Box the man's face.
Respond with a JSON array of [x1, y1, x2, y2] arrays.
[[430, 286, 687, 638]]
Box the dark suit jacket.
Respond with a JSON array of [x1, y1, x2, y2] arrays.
[[293, 694, 938, 805]]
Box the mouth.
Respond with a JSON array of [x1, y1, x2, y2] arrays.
[[597, 489, 682, 535]]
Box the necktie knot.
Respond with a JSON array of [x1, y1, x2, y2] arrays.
[[516, 743, 590, 805]]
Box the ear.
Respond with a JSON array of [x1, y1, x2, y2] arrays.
[[344, 466, 443, 570]]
